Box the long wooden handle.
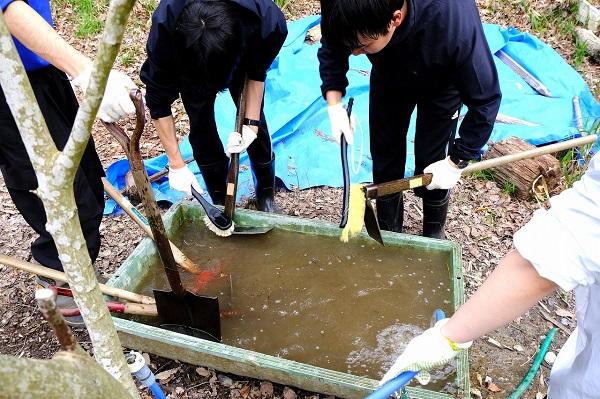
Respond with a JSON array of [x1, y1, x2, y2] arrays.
[[112, 301, 158, 316], [0, 254, 156, 304], [364, 134, 598, 198], [224, 77, 249, 219], [102, 177, 200, 275], [104, 89, 185, 296]]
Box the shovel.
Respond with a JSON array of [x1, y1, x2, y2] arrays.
[[48, 285, 158, 317], [0, 254, 156, 304], [0, 255, 238, 320], [225, 77, 273, 234], [103, 89, 221, 342]]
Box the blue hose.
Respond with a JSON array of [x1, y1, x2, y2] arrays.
[[126, 351, 167, 399], [365, 371, 418, 399], [149, 382, 167, 399], [365, 309, 446, 399]]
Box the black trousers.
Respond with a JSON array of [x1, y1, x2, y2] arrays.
[[369, 76, 462, 201], [181, 72, 273, 168], [0, 66, 105, 271]]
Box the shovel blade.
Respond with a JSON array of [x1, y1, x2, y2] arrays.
[[154, 289, 221, 342], [232, 225, 273, 234], [364, 199, 384, 245]]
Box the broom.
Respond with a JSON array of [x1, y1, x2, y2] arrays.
[[191, 78, 250, 237], [338, 98, 368, 242]]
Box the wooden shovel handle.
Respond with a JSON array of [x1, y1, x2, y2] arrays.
[[224, 77, 249, 219], [102, 177, 201, 274], [364, 134, 598, 198], [104, 90, 185, 297], [0, 254, 156, 304]]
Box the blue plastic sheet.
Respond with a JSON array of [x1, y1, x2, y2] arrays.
[[104, 16, 600, 215]]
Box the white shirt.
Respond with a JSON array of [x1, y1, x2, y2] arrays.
[[514, 151, 600, 398]]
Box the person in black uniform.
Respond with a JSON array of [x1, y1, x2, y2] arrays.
[[141, 0, 288, 213], [318, 0, 502, 238], [1, 0, 137, 326]]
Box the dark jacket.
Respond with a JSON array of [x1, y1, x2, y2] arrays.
[[141, 0, 287, 119], [318, 0, 502, 161]]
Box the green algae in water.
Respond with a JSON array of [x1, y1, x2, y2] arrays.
[[129, 222, 457, 390]]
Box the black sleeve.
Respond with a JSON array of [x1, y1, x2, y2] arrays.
[[450, 20, 502, 160], [245, 1, 288, 82], [317, 33, 351, 99], [140, 7, 181, 120]]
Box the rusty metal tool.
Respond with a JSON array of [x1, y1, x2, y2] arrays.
[[103, 89, 221, 341]]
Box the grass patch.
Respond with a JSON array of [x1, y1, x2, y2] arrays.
[[274, 0, 291, 10], [62, 0, 109, 37]]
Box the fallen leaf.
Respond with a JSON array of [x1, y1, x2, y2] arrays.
[[196, 367, 210, 377], [283, 386, 298, 399], [476, 373, 483, 387], [539, 371, 546, 387], [239, 385, 250, 398], [486, 381, 502, 392], [260, 381, 274, 397]]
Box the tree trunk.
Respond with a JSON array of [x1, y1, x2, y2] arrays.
[[0, 353, 133, 398], [0, 0, 139, 396], [482, 137, 561, 199]]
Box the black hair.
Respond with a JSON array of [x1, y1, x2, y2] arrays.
[[174, 1, 244, 92], [320, 0, 404, 49]]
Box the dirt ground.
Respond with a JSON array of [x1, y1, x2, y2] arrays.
[[0, 0, 597, 398]]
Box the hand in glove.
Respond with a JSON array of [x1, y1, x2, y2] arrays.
[[72, 66, 137, 123], [168, 165, 203, 197], [327, 102, 356, 146], [226, 125, 257, 157], [379, 318, 472, 387], [423, 156, 462, 190]]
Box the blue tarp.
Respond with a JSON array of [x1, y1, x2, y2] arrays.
[[105, 16, 600, 215]]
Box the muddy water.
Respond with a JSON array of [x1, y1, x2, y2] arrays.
[[133, 222, 458, 390]]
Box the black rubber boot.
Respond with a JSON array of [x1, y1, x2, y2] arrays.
[[422, 193, 450, 239], [198, 160, 229, 206], [251, 157, 282, 214], [375, 193, 404, 233]]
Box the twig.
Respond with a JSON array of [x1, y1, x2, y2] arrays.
[[537, 300, 551, 313], [464, 273, 485, 282], [35, 288, 79, 352], [538, 308, 572, 335]]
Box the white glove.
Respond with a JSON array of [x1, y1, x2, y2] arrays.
[[327, 102, 356, 146], [423, 156, 462, 190], [168, 165, 203, 197], [379, 318, 472, 387], [225, 125, 257, 157], [72, 66, 137, 123]]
